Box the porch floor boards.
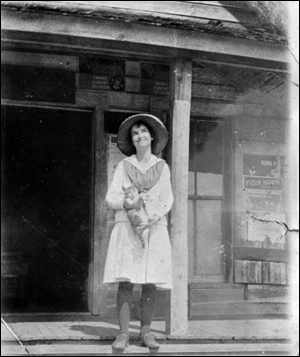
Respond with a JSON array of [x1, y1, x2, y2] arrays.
[[2, 317, 296, 356], [1, 317, 293, 342]]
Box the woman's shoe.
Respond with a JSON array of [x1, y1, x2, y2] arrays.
[[140, 333, 160, 350], [112, 333, 129, 352]]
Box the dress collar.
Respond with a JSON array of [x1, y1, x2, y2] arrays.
[[124, 154, 162, 174]]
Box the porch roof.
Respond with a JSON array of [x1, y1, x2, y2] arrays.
[[1, 1, 292, 69], [1, 1, 288, 43]]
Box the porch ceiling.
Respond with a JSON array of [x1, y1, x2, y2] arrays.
[[195, 61, 291, 95]]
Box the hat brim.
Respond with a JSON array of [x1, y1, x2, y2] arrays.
[[117, 114, 168, 156]]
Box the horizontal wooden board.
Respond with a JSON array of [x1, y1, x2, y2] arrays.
[[1, 51, 78, 71], [234, 260, 287, 285], [246, 285, 289, 302], [1, 342, 296, 356], [190, 300, 289, 316], [190, 286, 245, 303], [2, 64, 76, 103], [234, 246, 289, 263], [39, 1, 258, 25]]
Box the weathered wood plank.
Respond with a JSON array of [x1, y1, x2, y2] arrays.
[[190, 301, 289, 317], [234, 260, 262, 284], [108, 92, 149, 110], [166, 58, 192, 336], [190, 286, 245, 303], [8, 1, 258, 25], [6, 342, 295, 356], [247, 284, 289, 302], [233, 246, 289, 263], [269, 262, 287, 284], [1, 51, 78, 71], [76, 90, 109, 107]]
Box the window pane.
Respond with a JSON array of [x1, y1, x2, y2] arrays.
[[196, 200, 223, 276], [195, 120, 223, 196]]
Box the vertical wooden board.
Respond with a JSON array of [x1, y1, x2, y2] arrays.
[[234, 151, 247, 245], [234, 260, 262, 284], [262, 261, 270, 284], [269, 262, 287, 284], [188, 200, 195, 279]]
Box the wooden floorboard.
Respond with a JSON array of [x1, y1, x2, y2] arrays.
[[1, 342, 296, 356]]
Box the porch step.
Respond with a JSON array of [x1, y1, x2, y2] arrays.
[[1, 341, 295, 356]]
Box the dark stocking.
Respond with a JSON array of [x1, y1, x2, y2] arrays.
[[117, 281, 134, 335], [140, 284, 157, 336]]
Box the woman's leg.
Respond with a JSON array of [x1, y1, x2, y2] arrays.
[[117, 281, 134, 335], [140, 283, 157, 336]]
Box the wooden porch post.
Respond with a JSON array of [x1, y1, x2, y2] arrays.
[[166, 58, 192, 335]]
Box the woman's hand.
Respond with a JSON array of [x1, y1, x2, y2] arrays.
[[148, 214, 161, 226], [123, 195, 142, 210]]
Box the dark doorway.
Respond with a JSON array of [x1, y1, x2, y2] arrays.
[[1, 105, 93, 313]]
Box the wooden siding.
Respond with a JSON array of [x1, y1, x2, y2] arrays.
[[234, 260, 287, 285]]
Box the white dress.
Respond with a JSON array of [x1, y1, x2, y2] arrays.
[[103, 154, 173, 289]]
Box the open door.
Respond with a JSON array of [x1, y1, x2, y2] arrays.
[[1, 105, 93, 313]]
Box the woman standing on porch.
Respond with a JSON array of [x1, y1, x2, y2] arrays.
[[103, 114, 173, 353]]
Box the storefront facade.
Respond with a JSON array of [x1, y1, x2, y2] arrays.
[[1, 1, 293, 334]]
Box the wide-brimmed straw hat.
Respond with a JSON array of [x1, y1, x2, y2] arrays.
[[117, 114, 168, 156]]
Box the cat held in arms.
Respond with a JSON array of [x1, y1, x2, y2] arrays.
[[122, 184, 150, 248]]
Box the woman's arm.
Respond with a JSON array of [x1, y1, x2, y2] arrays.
[[106, 160, 143, 210], [106, 161, 125, 210], [158, 163, 174, 219]]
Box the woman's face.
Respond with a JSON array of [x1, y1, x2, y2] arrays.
[[131, 123, 153, 152]]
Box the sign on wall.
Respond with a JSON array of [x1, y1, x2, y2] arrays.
[[245, 192, 281, 211], [243, 154, 280, 177], [243, 155, 285, 243], [78, 57, 170, 95], [79, 57, 125, 91], [247, 212, 286, 243], [141, 62, 170, 95]]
